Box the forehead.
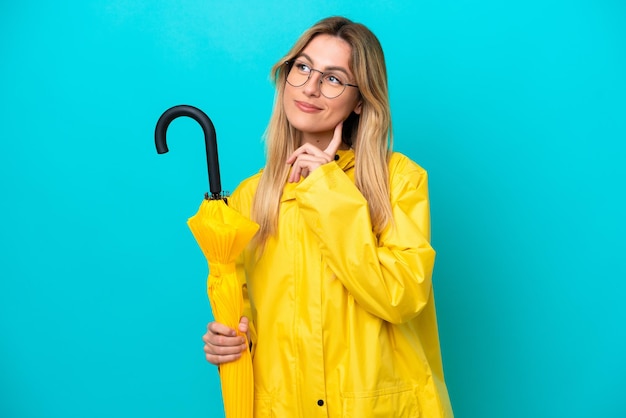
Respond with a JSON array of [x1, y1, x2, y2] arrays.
[[298, 34, 353, 72]]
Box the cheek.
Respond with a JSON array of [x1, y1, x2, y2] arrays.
[[283, 83, 299, 102], [331, 99, 359, 121], [282, 97, 297, 122], [281, 89, 296, 117]]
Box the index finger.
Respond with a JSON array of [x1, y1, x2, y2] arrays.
[[208, 321, 237, 337], [324, 122, 344, 156]]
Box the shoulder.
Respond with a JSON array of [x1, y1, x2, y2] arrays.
[[233, 170, 263, 197], [387, 153, 431, 218], [229, 170, 263, 215], [388, 152, 428, 189]]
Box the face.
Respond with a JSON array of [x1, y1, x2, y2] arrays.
[[283, 34, 362, 145]]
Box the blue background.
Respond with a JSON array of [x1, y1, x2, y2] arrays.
[[1, 1, 625, 417]]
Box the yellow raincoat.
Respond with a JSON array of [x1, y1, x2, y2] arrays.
[[229, 149, 453, 417]]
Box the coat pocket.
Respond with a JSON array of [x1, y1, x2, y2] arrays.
[[341, 385, 420, 418]]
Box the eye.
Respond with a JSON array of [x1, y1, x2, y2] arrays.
[[324, 74, 344, 86], [294, 62, 311, 74]]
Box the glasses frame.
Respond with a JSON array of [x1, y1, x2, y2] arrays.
[[284, 60, 359, 99]]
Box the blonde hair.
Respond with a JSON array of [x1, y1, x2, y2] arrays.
[[252, 16, 393, 246]]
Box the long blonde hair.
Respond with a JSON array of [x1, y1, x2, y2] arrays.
[[252, 16, 393, 246]]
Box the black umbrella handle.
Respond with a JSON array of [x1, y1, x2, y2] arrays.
[[155, 105, 222, 199]]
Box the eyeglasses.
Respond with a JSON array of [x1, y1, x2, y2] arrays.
[[285, 60, 359, 99]]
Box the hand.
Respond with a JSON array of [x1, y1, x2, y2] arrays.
[[202, 317, 250, 366], [286, 122, 344, 183]]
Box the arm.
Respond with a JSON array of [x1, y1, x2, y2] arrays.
[[295, 154, 435, 324]]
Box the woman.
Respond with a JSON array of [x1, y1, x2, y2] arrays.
[[203, 16, 453, 417]]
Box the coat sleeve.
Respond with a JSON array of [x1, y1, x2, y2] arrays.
[[295, 154, 435, 324]]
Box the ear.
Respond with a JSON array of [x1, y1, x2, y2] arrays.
[[353, 99, 363, 115]]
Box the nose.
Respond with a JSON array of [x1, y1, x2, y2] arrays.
[[302, 69, 323, 97]]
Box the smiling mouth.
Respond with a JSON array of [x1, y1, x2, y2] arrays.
[[294, 100, 322, 113]]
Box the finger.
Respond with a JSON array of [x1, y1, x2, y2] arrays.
[[238, 316, 249, 334], [288, 164, 302, 183], [204, 335, 247, 352], [205, 350, 244, 366], [239, 316, 252, 342], [288, 164, 311, 183], [204, 340, 246, 356], [288, 157, 305, 182], [204, 349, 241, 366], [286, 143, 326, 164], [288, 158, 319, 182], [324, 122, 344, 156], [289, 154, 331, 182], [291, 153, 332, 168], [208, 321, 236, 337], [204, 329, 246, 347]]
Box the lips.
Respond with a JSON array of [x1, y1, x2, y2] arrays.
[[294, 100, 322, 113]]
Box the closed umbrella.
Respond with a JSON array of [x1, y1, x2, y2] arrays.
[[155, 105, 258, 418]]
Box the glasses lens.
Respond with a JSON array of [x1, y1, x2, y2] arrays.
[[285, 61, 349, 98], [320, 81, 344, 99], [286, 63, 309, 87]]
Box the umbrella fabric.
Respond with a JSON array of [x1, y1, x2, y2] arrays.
[[188, 198, 259, 418]]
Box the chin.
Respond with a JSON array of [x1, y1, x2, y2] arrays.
[[287, 115, 329, 135], [291, 122, 333, 137]]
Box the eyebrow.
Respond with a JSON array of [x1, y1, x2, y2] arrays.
[[296, 53, 352, 77]]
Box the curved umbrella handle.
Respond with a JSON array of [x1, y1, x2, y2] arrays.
[[155, 105, 222, 199]]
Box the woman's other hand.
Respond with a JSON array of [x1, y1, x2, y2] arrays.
[[202, 316, 249, 365]]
